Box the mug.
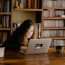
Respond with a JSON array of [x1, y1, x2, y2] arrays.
[[0, 47, 5, 57]]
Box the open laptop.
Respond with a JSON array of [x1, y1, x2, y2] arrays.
[[25, 38, 52, 54]]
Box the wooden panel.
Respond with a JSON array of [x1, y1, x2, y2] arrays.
[[13, 8, 42, 11], [43, 17, 65, 20], [41, 37, 65, 40], [43, 27, 65, 30]]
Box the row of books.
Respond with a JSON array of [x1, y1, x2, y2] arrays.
[[0, 15, 10, 28], [54, 40, 64, 46], [14, 0, 42, 9], [51, 40, 64, 47], [43, 10, 65, 17], [43, 0, 65, 8], [43, 20, 64, 27], [42, 30, 65, 37], [0, 0, 11, 12]]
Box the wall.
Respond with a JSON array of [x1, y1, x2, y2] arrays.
[[12, 11, 36, 24]]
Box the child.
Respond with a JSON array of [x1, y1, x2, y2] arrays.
[[2, 19, 35, 54]]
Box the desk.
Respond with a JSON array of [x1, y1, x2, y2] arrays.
[[0, 48, 65, 65]]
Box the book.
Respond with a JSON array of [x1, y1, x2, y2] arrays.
[[22, 0, 25, 8], [43, 20, 64, 27], [16, 0, 19, 8], [19, 0, 23, 8], [0, 0, 1, 12], [3, 16, 5, 28], [0, 15, 2, 28], [13, 23, 18, 31], [37, 0, 40, 8], [32, 0, 35, 8], [42, 30, 65, 37], [7, 0, 10, 12], [5, 16, 10, 28], [3, 0, 9, 12], [52, 0, 57, 7], [14, 0, 17, 8], [29, 0, 31, 8], [35, 0, 37, 8], [47, 0, 52, 7], [54, 40, 64, 46], [18, 0, 21, 7], [0, 32, 2, 44], [1, 15, 3, 28], [43, 0, 47, 8]]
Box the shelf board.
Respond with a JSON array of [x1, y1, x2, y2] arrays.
[[43, 17, 65, 20], [13, 8, 42, 11], [0, 28, 11, 31], [43, 7, 65, 10], [0, 12, 11, 15], [43, 27, 65, 30], [41, 37, 65, 40]]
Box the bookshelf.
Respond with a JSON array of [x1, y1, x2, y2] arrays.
[[0, 0, 13, 46], [41, 0, 65, 47]]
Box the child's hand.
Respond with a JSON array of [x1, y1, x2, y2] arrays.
[[20, 46, 28, 52]]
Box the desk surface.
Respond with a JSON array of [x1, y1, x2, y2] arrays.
[[0, 48, 65, 65]]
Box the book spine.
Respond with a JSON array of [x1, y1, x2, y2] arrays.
[[20, 0, 23, 8], [0, 32, 2, 44], [35, 0, 37, 8], [3, 16, 5, 28], [29, 0, 31, 8], [0, 0, 1, 12], [1, 0, 3, 12], [13, 23, 18, 31], [32, 0, 34, 8]]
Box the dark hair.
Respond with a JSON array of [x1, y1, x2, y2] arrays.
[[10, 19, 35, 45]]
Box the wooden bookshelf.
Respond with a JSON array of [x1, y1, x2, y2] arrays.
[[41, 0, 65, 47], [1, 0, 65, 47], [0, 0, 13, 46]]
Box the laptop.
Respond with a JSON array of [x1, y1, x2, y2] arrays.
[[25, 38, 52, 54]]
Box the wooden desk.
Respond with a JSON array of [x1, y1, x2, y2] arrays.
[[0, 48, 65, 65]]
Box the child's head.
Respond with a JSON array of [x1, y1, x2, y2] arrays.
[[11, 19, 35, 45], [26, 25, 34, 39]]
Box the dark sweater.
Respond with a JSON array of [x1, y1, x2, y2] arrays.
[[2, 39, 23, 52]]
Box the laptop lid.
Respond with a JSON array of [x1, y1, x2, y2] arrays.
[[25, 38, 52, 54]]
